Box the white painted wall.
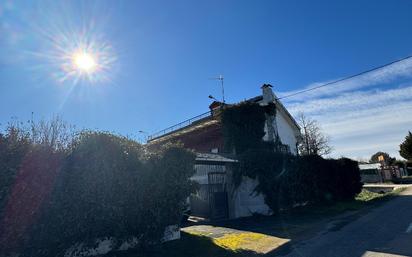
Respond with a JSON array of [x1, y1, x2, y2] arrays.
[[275, 112, 298, 154], [262, 111, 298, 155], [230, 177, 272, 219]]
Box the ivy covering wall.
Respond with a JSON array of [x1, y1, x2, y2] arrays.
[[221, 102, 362, 213], [221, 102, 267, 154]]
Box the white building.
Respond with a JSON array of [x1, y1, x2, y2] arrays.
[[148, 84, 301, 219]]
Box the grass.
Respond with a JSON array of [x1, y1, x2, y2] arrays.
[[324, 187, 405, 213], [275, 187, 406, 223], [355, 189, 389, 201], [355, 187, 404, 203]]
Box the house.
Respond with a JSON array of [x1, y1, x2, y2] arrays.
[[359, 163, 382, 183], [359, 163, 405, 183], [147, 84, 301, 219]]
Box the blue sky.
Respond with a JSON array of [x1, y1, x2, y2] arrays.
[[1, 0, 412, 159]]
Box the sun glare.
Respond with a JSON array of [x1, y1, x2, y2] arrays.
[[34, 11, 116, 85], [73, 52, 97, 72]]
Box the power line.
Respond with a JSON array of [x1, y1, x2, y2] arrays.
[[277, 54, 412, 100]]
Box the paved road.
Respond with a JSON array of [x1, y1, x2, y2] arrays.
[[279, 187, 412, 257]]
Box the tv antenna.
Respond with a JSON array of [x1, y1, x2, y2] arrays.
[[210, 75, 225, 103]]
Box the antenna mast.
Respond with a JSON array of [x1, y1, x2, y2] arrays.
[[216, 75, 225, 103], [220, 75, 225, 103], [209, 75, 225, 103]]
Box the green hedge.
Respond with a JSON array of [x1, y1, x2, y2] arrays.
[[0, 127, 31, 214], [277, 155, 363, 210], [0, 132, 196, 256], [235, 151, 362, 212]]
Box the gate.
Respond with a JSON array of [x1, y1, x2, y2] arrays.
[[208, 172, 228, 220]]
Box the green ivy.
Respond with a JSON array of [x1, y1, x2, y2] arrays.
[[221, 102, 267, 154], [220, 102, 362, 213], [221, 102, 287, 201]]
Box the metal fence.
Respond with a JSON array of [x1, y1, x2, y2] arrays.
[[147, 111, 211, 141]]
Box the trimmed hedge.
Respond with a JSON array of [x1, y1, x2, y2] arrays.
[[0, 132, 196, 256], [0, 127, 31, 214], [277, 155, 363, 210], [236, 152, 362, 213]]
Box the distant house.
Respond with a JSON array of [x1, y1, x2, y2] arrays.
[[359, 163, 382, 183], [359, 163, 405, 183], [147, 84, 301, 219]]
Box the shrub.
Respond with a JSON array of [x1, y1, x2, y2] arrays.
[[0, 145, 62, 254], [23, 132, 196, 256], [277, 155, 362, 210], [0, 126, 31, 214], [332, 158, 362, 201]]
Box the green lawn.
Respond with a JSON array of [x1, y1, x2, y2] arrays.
[[291, 187, 406, 216], [341, 187, 405, 210]]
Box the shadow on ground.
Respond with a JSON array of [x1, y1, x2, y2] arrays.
[[103, 232, 263, 257], [104, 189, 410, 257]]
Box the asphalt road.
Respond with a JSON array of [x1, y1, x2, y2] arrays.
[[279, 187, 412, 257]]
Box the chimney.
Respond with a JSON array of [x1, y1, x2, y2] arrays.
[[261, 84, 275, 105], [209, 101, 223, 116], [261, 84, 278, 142]]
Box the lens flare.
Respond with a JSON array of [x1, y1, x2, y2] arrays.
[[57, 37, 115, 85], [19, 1, 117, 86], [73, 52, 96, 72], [32, 27, 116, 85]]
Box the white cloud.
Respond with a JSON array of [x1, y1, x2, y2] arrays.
[[280, 58, 412, 159], [279, 57, 412, 102]]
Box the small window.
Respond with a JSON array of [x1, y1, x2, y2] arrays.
[[211, 148, 219, 153]]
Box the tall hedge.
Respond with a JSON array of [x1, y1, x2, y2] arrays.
[[22, 132, 196, 257], [0, 127, 31, 214], [277, 156, 362, 210]]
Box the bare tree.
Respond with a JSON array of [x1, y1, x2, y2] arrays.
[[297, 112, 332, 156], [30, 115, 76, 151]]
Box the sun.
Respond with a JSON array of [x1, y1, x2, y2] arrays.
[[40, 26, 116, 84], [72, 52, 97, 73]]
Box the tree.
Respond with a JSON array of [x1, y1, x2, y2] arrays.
[[400, 131, 412, 161], [29, 115, 75, 151], [297, 112, 332, 156], [369, 151, 394, 164]]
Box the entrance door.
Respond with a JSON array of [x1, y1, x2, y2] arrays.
[[208, 172, 228, 220]]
